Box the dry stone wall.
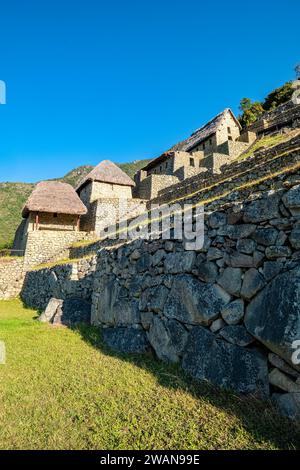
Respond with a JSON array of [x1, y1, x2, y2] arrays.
[[0, 258, 25, 299], [88, 173, 300, 419], [23, 230, 93, 268], [153, 134, 300, 204], [21, 256, 97, 310], [15, 136, 300, 420]]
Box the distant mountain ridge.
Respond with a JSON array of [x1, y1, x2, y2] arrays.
[[0, 159, 151, 249]]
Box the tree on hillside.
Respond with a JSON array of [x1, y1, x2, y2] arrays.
[[295, 63, 300, 79], [263, 82, 293, 111], [239, 97, 252, 113], [238, 100, 264, 128]]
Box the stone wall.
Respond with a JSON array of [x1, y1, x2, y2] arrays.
[[152, 134, 300, 204], [248, 102, 300, 135], [21, 256, 97, 310], [0, 257, 25, 299], [135, 174, 180, 199], [80, 197, 147, 235], [79, 181, 132, 204], [88, 171, 300, 418], [23, 230, 93, 268]]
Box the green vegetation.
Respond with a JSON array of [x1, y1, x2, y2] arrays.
[[0, 299, 299, 450], [236, 133, 293, 161], [239, 82, 294, 127], [0, 183, 34, 249], [0, 159, 151, 249]]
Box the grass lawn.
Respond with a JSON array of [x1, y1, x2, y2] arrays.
[[0, 299, 299, 450]]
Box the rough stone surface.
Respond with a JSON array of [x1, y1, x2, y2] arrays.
[[243, 194, 280, 223], [182, 326, 269, 396], [268, 353, 300, 379], [148, 316, 188, 363], [245, 266, 300, 371], [197, 261, 218, 283], [252, 228, 279, 246], [217, 267, 242, 296], [240, 268, 265, 300], [221, 299, 244, 325], [269, 368, 300, 393], [164, 252, 196, 274], [39, 298, 63, 323], [210, 318, 225, 333], [289, 225, 300, 250], [53, 298, 91, 326], [219, 325, 254, 347], [164, 274, 231, 325], [236, 238, 256, 254], [102, 327, 150, 354], [282, 184, 300, 215], [272, 393, 300, 421]]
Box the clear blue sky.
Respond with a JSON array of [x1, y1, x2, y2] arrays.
[[0, 0, 299, 183]]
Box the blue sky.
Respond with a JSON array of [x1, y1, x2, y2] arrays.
[[0, 0, 299, 183]]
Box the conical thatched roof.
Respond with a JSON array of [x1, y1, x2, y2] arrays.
[[76, 160, 134, 192], [22, 181, 88, 218]]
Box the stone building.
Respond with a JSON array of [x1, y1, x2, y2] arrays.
[[134, 109, 256, 199], [22, 181, 87, 232], [248, 100, 300, 136], [76, 160, 147, 235], [13, 181, 88, 261]]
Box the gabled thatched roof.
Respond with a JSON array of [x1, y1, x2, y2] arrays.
[[22, 181, 88, 218], [141, 109, 241, 171], [76, 160, 135, 192], [171, 108, 241, 152]]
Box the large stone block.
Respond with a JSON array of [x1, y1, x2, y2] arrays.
[[243, 193, 280, 223], [182, 326, 269, 396], [164, 252, 196, 274], [217, 267, 242, 296], [282, 184, 300, 216], [245, 265, 300, 371], [163, 274, 231, 326], [92, 277, 140, 326], [148, 316, 188, 363], [102, 327, 150, 354]]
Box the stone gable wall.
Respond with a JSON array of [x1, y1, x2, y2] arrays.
[[135, 174, 180, 200]]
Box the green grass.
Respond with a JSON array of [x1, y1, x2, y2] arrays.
[[0, 299, 299, 450], [237, 133, 293, 162]]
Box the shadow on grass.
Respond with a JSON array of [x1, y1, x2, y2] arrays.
[[74, 322, 300, 451]]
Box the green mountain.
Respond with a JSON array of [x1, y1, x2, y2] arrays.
[[0, 159, 151, 250]]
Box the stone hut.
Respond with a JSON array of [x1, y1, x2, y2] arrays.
[[12, 181, 88, 257], [76, 160, 146, 235], [22, 181, 88, 233], [134, 109, 256, 199], [77, 160, 135, 205]]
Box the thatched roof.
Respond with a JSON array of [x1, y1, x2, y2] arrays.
[[171, 109, 241, 152], [22, 181, 87, 218], [141, 109, 241, 171], [76, 160, 134, 192]]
